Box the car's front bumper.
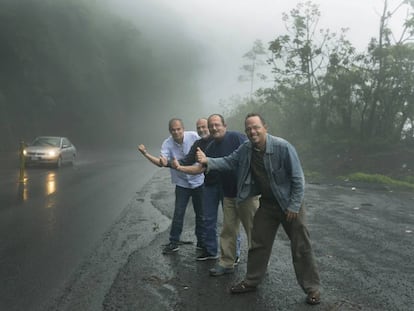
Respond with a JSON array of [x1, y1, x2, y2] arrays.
[[24, 154, 59, 165]]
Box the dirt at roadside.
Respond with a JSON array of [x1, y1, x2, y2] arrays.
[[102, 169, 414, 311]]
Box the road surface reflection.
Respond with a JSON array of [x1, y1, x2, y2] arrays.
[[16, 171, 57, 207]]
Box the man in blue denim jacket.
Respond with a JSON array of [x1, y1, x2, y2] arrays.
[[196, 113, 321, 305]]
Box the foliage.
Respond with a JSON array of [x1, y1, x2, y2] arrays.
[[340, 172, 414, 190], [0, 0, 202, 150], [238, 39, 268, 100], [231, 1, 414, 148]]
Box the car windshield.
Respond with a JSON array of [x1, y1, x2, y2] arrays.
[[32, 137, 61, 147]]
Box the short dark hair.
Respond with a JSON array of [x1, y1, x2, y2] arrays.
[[208, 114, 226, 126], [245, 113, 266, 126], [168, 118, 184, 130]]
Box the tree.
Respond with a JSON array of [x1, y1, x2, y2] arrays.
[[238, 39, 268, 101], [264, 0, 414, 144], [357, 0, 414, 141], [266, 1, 356, 137], [0, 0, 204, 149], [229, 1, 414, 146]]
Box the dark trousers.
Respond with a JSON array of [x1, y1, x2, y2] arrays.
[[245, 199, 320, 294], [169, 185, 204, 246], [202, 184, 222, 255]]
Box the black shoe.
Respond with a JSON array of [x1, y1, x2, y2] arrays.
[[234, 256, 240, 266], [196, 251, 218, 261], [306, 290, 321, 305], [162, 242, 179, 254], [230, 280, 256, 293]]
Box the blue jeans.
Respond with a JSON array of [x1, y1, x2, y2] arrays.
[[170, 185, 204, 245], [202, 184, 222, 255], [203, 184, 241, 257]]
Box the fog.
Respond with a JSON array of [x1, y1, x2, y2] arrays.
[[107, 0, 406, 113], [0, 0, 407, 151]]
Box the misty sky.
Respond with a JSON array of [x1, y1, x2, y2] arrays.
[[112, 0, 408, 115]]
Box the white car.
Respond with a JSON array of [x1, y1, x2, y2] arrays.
[[23, 136, 77, 167]]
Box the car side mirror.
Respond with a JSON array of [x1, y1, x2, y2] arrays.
[[62, 144, 69, 148]]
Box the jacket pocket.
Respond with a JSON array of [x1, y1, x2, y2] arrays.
[[272, 168, 287, 185]]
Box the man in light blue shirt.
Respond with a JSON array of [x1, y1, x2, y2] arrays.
[[138, 118, 205, 254]]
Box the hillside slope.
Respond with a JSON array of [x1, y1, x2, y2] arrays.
[[0, 0, 202, 150]]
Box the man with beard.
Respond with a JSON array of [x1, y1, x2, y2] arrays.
[[174, 114, 259, 275]]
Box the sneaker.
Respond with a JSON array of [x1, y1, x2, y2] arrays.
[[234, 256, 240, 266], [209, 264, 234, 276], [196, 250, 219, 261], [162, 242, 179, 254]]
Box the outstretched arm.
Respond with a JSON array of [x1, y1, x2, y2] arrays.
[[138, 144, 165, 167], [172, 157, 205, 174]]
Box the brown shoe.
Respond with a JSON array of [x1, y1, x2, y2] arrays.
[[306, 290, 321, 305], [230, 281, 256, 294]]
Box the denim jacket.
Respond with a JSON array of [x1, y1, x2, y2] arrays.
[[207, 134, 305, 213]]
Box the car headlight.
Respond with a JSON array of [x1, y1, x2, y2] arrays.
[[23, 149, 27, 156], [48, 150, 57, 157]]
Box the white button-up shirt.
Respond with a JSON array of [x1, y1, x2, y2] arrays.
[[160, 131, 204, 189]]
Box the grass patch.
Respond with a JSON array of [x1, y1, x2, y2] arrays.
[[304, 170, 323, 182], [341, 172, 414, 190], [404, 175, 414, 184]]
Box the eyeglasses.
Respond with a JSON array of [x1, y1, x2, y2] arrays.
[[245, 125, 262, 133]]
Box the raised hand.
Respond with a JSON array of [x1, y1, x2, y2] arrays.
[[196, 147, 207, 164], [138, 144, 147, 155]]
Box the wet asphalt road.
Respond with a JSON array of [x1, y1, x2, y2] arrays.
[[0, 150, 155, 311], [2, 153, 414, 311], [43, 168, 414, 311]]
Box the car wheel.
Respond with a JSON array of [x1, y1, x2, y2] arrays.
[[70, 154, 76, 166], [56, 156, 62, 168]]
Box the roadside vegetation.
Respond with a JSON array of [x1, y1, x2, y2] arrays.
[[0, 0, 202, 150], [223, 1, 414, 190], [227, 1, 414, 146], [340, 172, 414, 190]]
